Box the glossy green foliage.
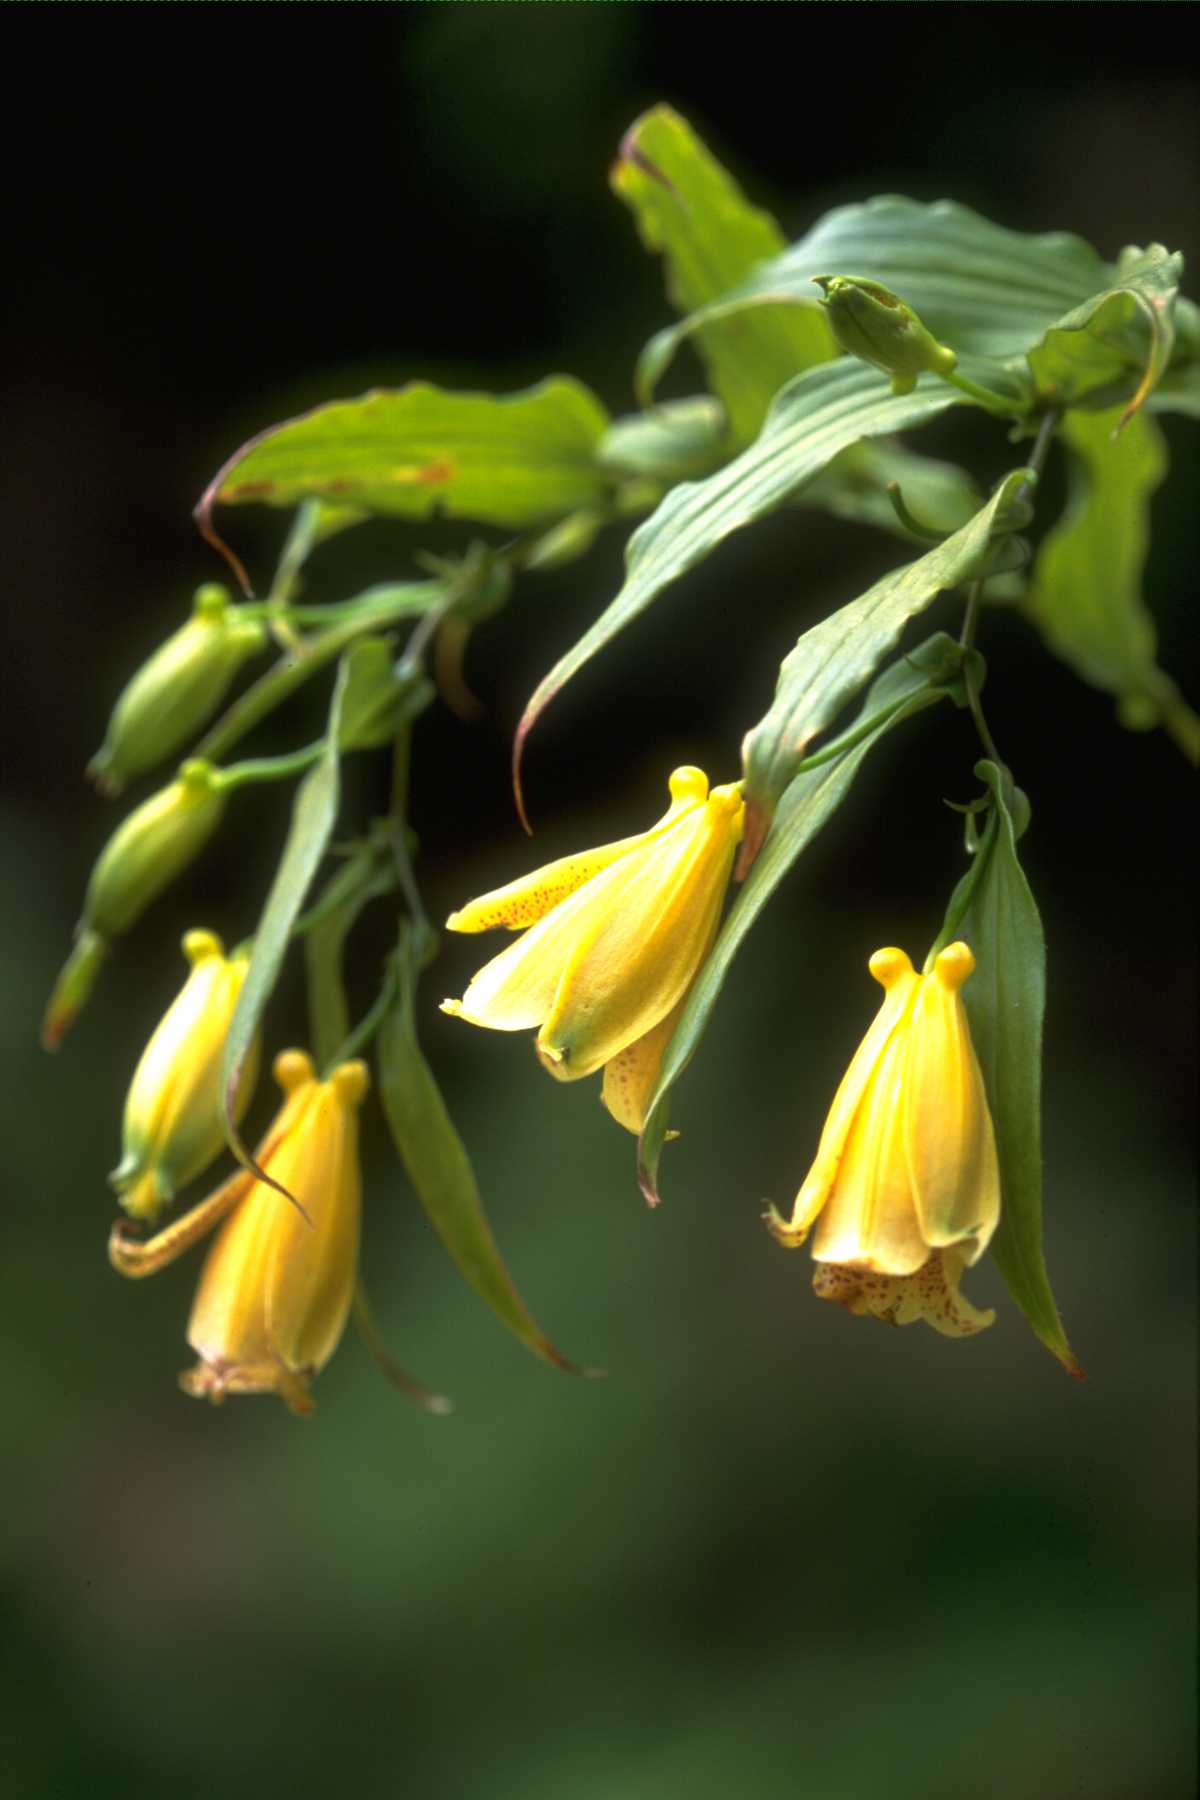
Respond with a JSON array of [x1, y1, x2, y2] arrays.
[[378, 928, 580, 1371], [641, 194, 1192, 423], [612, 105, 835, 444], [637, 639, 965, 1203], [1027, 409, 1199, 760], [742, 470, 1031, 833], [515, 361, 963, 806], [951, 764, 1080, 1375], [207, 378, 614, 529]]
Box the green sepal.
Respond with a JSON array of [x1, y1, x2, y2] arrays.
[[637, 644, 959, 1204], [377, 925, 586, 1373], [741, 469, 1031, 841], [812, 274, 958, 393], [945, 761, 1082, 1377]]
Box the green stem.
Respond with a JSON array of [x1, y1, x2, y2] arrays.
[[923, 807, 1000, 970], [194, 580, 444, 764], [322, 956, 402, 1075], [210, 741, 324, 792], [943, 368, 1020, 414]]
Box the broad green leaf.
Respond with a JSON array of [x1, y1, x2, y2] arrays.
[[1027, 244, 1182, 418], [612, 105, 835, 444], [638, 196, 1109, 401], [337, 636, 434, 752], [202, 378, 614, 530], [637, 643, 959, 1203], [743, 469, 1031, 840], [377, 927, 582, 1373], [801, 437, 981, 541], [1027, 407, 1199, 761], [954, 762, 1081, 1376], [515, 361, 964, 816], [219, 656, 349, 1155]]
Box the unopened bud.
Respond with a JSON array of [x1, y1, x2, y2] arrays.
[[83, 760, 225, 940], [88, 585, 266, 796], [812, 276, 958, 395]]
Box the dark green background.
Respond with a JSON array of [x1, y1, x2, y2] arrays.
[[3, 7, 1195, 1798]]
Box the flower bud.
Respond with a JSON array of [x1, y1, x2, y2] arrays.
[[88, 585, 266, 797], [110, 929, 261, 1222], [82, 760, 225, 942], [42, 762, 227, 1049], [812, 275, 958, 395]]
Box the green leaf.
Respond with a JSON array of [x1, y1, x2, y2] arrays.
[[303, 831, 400, 1071], [637, 646, 957, 1203], [1027, 244, 1182, 418], [638, 195, 1110, 401], [337, 637, 434, 752], [612, 105, 835, 444], [1026, 407, 1199, 762], [743, 469, 1030, 835], [800, 437, 982, 541], [952, 762, 1082, 1377], [597, 397, 729, 483], [515, 361, 963, 815], [219, 656, 349, 1156], [203, 378, 614, 530], [377, 927, 583, 1373]]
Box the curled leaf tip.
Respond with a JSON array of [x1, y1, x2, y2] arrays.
[[511, 718, 535, 835], [616, 125, 680, 200]]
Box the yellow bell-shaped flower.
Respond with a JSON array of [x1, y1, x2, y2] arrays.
[[111, 929, 260, 1222], [110, 1050, 368, 1416], [441, 766, 744, 1132], [767, 941, 1000, 1338]]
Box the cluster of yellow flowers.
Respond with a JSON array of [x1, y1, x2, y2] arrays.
[[111, 764, 1001, 1414]]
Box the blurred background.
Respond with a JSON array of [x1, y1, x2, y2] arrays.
[[3, 7, 1196, 1797]]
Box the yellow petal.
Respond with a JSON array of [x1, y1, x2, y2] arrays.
[[184, 1054, 365, 1407], [536, 780, 742, 1080], [813, 1247, 995, 1338], [770, 948, 918, 1245], [809, 1008, 930, 1276], [902, 942, 1000, 1264], [445, 765, 710, 933]]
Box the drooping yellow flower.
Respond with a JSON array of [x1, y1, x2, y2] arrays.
[[441, 766, 744, 1132], [111, 929, 260, 1222], [110, 1050, 368, 1416], [767, 941, 1000, 1338]]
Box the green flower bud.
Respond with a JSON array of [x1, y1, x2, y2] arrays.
[[88, 584, 267, 797], [83, 760, 226, 941], [41, 764, 226, 1052], [812, 275, 958, 395]]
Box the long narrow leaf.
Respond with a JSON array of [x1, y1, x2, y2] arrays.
[[378, 931, 585, 1373], [515, 361, 963, 820], [955, 762, 1081, 1376], [219, 658, 349, 1156]]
